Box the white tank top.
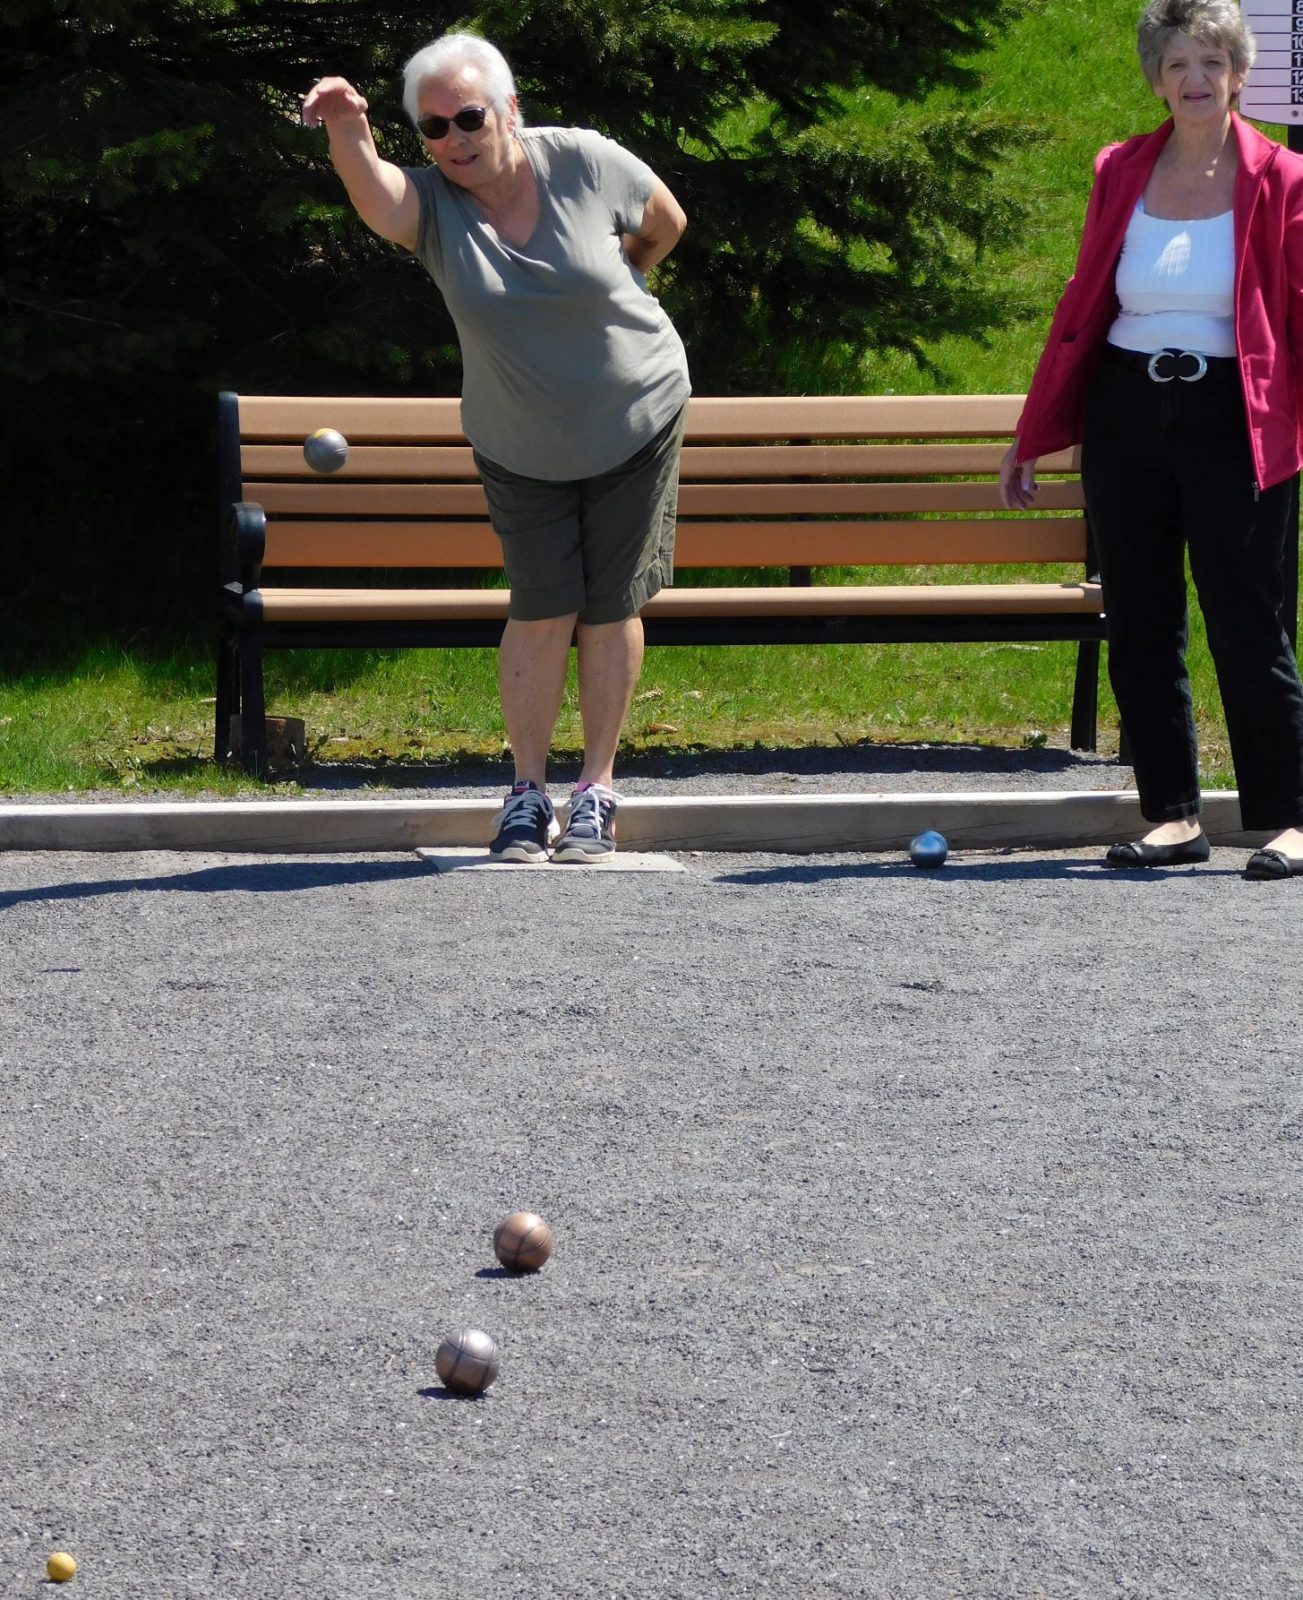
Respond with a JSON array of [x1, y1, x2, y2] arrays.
[[1108, 199, 1236, 358]]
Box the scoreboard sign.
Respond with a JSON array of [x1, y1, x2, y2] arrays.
[[1240, 0, 1303, 123]]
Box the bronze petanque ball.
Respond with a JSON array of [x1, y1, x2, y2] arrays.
[[493, 1210, 554, 1272], [435, 1328, 500, 1395]]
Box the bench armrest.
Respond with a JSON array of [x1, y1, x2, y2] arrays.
[[226, 501, 267, 594]]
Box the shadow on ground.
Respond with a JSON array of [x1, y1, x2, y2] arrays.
[[0, 858, 431, 910], [285, 740, 1126, 793], [2, 851, 1245, 911], [716, 855, 1244, 885]]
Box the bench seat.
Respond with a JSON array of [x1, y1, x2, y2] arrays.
[[248, 582, 1103, 624]]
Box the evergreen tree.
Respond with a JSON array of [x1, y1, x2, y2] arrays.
[[1, 0, 1028, 651], [475, 0, 1028, 385]]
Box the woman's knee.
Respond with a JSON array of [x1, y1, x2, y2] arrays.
[[503, 612, 578, 643]]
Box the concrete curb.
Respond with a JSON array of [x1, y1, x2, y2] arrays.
[[0, 790, 1265, 853]]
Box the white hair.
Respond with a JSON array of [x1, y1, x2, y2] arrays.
[[401, 33, 522, 127], [1137, 0, 1257, 86]]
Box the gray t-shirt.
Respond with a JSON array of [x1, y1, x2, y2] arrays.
[[405, 127, 690, 480]]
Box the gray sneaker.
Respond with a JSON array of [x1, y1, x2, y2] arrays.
[[489, 781, 558, 863], [553, 783, 619, 863]]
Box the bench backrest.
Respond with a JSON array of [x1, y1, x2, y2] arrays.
[[222, 394, 1085, 573]]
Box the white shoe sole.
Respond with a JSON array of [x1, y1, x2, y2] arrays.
[[552, 843, 617, 863], [489, 845, 553, 864]]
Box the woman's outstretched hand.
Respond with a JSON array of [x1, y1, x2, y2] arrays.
[[302, 77, 369, 129], [998, 439, 1039, 511]]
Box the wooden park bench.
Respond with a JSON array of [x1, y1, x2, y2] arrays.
[[217, 392, 1104, 775]]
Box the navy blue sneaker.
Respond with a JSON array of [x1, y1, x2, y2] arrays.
[[553, 783, 619, 863], [489, 780, 558, 864]]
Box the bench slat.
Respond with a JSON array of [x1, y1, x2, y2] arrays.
[[248, 480, 1085, 517], [236, 393, 1029, 443], [671, 520, 1089, 566], [683, 394, 1028, 439], [254, 581, 1103, 623], [261, 517, 1089, 570], [678, 443, 1082, 476], [253, 483, 490, 515], [242, 444, 482, 479], [263, 522, 503, 567], [236, 396, 467, 442], [241, 441, 1081, 481], [656, 581, 1101, 616]]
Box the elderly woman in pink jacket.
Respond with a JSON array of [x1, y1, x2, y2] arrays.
[[1000, 0, 1303, 879]]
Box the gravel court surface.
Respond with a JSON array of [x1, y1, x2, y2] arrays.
[[2, 837, 1301, 1600]]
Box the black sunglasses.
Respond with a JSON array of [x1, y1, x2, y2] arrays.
[[416, 106, 489, 141]]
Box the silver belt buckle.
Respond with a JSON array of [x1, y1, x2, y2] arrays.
[[1147, 349, 1208, 383]]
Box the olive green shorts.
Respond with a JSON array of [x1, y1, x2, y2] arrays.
[[473, 403, 687, 625]]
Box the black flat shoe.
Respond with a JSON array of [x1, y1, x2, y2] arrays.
[[1104, 833, 1210, 869], [1244, 847, 1303, 880]]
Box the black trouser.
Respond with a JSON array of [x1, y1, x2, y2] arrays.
[[1081, 346, 1303, 830]]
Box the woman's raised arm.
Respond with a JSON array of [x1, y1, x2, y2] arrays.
[[302, 77, 419, 251]]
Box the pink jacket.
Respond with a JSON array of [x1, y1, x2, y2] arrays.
[[1016, 114, 1303, 490]]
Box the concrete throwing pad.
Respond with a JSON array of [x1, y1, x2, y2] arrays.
[[416, 846, 686, 873]]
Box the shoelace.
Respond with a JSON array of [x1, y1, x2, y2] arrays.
[[566, 789, 606, 839], [500, 787, 549, 826]]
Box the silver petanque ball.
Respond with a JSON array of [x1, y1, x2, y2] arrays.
[[435, 1328, 500, 1395], [303, 427, 349, 474]]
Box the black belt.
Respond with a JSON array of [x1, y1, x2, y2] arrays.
[[1102, 344, 1239, 384]]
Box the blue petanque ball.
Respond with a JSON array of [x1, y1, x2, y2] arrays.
[[908, 829, 949, 869], [303, 427, 349, 474]]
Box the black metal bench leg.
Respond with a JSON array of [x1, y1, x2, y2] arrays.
[[215, 628, 240, 762], [238, 631, 267, 777], [1070, 639, 1100, 752]]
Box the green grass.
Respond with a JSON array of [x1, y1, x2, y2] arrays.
[[0, 0, 1265, 794], [1, 608, 1241, 794], [850, 0, 1289, 399]]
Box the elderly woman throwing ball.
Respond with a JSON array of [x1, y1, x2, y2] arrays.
[[999, 0, 1303, 879], [302, 34, 689, 863]]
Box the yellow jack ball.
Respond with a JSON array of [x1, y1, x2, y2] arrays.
[[47, 1551, 77, 1582]]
